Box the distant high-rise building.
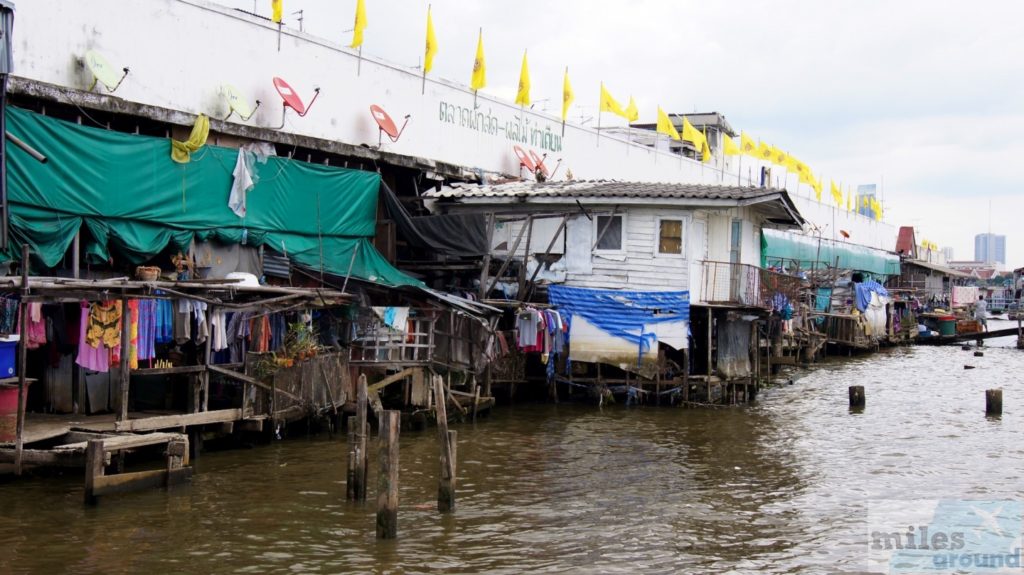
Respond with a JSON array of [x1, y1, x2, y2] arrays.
[[856, 184, 877, 219], [941, 246, 954, 262], [974, 233, 1006, 264]]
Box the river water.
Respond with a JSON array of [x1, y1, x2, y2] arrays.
[[2, 321, 1023, 574]]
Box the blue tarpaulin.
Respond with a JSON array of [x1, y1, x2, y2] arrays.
[[548, 285, 690, 357]]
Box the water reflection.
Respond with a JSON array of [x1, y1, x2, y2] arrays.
[[2, 328, 1024, 574]]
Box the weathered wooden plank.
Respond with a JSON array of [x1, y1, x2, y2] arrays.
[[434, 375, 456, 513], [55, 431, 185, 452], [208, 364, 303, 403], [91, 467, 193, 497], [0, 447, 85, 466], [113, 409, 242, 432], [367, 368, 417, 393]]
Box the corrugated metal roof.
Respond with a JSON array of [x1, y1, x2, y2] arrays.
[[426, 180, 788, 201]]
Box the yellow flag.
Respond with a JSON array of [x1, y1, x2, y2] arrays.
[[771, 146, 788, 167], [470, 29, 486, 91], [723, 134, 740, 156], [801, 169, 816, 187], [811, 177, 823, 198], [830, 180, 843, 205], [271, 0, 282, 23], [515, 51, 530, 106], [757, 141, 773, 161], [424, 7, 437, 74], [681, 117, 703, 148], [846, 187, 853, 212], [350, 0, 367, 48], [701, 127, 711, 162], [624, 97, 639, 122], [561, 68, 574, 122], [656, 107, 680, 141], [740, 132, 757, 156], [599, 83, 626, 118]]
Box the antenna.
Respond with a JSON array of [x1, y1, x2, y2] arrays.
[[369, 105, 410, 148]]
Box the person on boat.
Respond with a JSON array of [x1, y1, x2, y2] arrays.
[[975, 295, 988, 331]]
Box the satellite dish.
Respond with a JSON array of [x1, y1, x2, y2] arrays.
[[271, 76, 320, 129], [514, 145, 535, 176], [370, 105, 410, 148], [222, 84, 261, 121], [529, 150, 549, 179], [84, 49, 129, 92]]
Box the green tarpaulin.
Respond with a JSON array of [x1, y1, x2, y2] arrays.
[[761, 228, 900, 277], [4, 106, 421, 287]]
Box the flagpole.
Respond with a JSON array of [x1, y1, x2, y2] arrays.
[[596, 83, 602, 147], [277, 22, 282, 52], [422, 5, 429, 95], [561, 66, 568, 138], [737, 154, 742, 186]]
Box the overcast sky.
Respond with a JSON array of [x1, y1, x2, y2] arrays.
[[217, 0, 1024, 268]]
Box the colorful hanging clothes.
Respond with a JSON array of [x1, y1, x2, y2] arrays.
[[76, 302, 109, 372], [21, 302, 47, 349], [85, 301, 121, 349], [0, 296, 18, 333], [127, 300, 139, 370], [137, 299, 157, 362], [155, 298, 174, 344]]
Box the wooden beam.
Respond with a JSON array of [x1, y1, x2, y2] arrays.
[[367, 367, 418, 393], [118, 295, 131, 423], [207, 364, 303, 403], [0, 448, 85, 467], [91, 467, 193, 497], [486, 215, 532, 296], [113, 409, 242, 432]]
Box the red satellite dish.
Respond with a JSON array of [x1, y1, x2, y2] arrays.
[[271, 76, 320, 128], [529, 150, 549, 178], [514, 145, 535, 174], [370, 105, 410, 147]]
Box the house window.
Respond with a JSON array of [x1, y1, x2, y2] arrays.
[[730, 219, 742, 263], [658, 219, 684, 255], [594, 215, 623, 251]]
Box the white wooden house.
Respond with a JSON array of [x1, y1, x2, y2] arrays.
[[422, 180, 806, 404], [424, 180, 805, 302]]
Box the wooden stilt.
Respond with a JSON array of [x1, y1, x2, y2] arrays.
[[13, 244, 28, 475], [346, 415, 358, 500], [434, 375, 456, 513], [849, 385, 865, 409], [986, 388, 1002, 416], [354, 374, 368, 501], [375, 410, 399, 539]]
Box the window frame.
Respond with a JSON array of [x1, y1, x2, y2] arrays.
[[654, 216, 688, 259], [592, 212, 626, 255]]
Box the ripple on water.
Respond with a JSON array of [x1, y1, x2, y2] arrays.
[[2, 342, 1024, 573]]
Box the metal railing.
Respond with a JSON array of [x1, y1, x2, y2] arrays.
[[699, 261, 805, 310]]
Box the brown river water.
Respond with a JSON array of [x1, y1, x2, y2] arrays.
[[2, 320, 1023, 574]]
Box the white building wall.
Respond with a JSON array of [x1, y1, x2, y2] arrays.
[[562, 208, 691, 291], [11, 0, 897, 253]]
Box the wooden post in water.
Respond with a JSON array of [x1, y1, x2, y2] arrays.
[[986, 389, 1002, 416], [83, 439, 104, 505], [849, 385, 865, 409], [346, 415, 358, 500], [352, 374, 369, 501], [376, 409, 400, 539], [13, 244, 28, 475], [433, 374, 457, 512]]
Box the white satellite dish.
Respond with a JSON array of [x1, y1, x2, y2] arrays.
[[222, 84, 260, 121], [84, 49, 129, 92]]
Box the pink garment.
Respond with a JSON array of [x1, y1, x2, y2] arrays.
[[75, 302, 109, 372], [17, 302, 47, 349]]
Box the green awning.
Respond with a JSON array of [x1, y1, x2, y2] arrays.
[[761, 228, 900, 277], [4, 106, 421, 288]]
